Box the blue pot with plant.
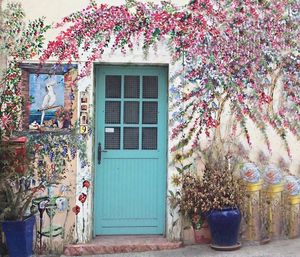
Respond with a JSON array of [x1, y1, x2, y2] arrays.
[[2, 215, 36, 257], [0, 137, 43, 257], [176, 144, 246, 249], [207, 208, 241, 246], [200, 145, 245, 249]]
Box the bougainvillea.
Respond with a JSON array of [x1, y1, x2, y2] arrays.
[[40, 0, 299, 158]]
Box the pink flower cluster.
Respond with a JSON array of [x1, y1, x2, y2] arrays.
[[40, 0, 299, 157]]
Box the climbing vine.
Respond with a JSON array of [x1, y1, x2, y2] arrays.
[[0, 3, 50, 138], [0, 3, 89, 220], [26, 131, 88, 186], [40, 0, 299, 158]]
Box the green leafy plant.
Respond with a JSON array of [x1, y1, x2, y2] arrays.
[[0, 128, 89, 221]]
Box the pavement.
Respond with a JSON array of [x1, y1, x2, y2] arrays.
[[61, 237, 300, 257]]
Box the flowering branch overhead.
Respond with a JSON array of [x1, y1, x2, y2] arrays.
[[40, 0, 299, 156], [0, 0, 296, 158]]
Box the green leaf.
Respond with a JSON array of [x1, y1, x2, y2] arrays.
[[152, 28, 160, 38], [176, 167, 184, 174], [182, 163, 192, 171]]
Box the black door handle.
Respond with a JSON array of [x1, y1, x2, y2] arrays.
[[98, 143, 107, 164]]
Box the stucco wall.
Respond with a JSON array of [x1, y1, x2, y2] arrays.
[[1, 0, 299, 246]]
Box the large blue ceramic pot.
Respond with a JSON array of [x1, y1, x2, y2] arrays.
[[206, 208, 241, 246], [2, 215, 36, 257]]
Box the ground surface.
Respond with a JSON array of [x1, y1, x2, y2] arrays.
[[60, 237, 300, 257]]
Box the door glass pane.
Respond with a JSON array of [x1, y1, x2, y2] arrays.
[[124, 101, 139, 124], [105, 127, 120, 149], [142, 102, 158, 124], [142, 128, 157, 150], [143, 76, 158, 99], [105, 101, 120, 124], [124, 127, 139, 150], [106, 75, 121, 98], [125, 76, 140, 98]]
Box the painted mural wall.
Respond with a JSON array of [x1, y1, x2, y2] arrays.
[[0, 0, 6, 72], [1, 0, 299, 252]]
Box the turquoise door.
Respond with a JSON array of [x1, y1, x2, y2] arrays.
[[94, 65, 167, 235]]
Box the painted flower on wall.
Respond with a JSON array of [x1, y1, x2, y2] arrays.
[[78, 193, 87, 204], [39, 0, 299, 160], [83, 180, 90, 189], [55, 197, 69, 212], [72, 205, 80, 215]]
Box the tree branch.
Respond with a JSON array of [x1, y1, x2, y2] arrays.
[[268, 65, 282, 116], [214, 92, 230, 145]]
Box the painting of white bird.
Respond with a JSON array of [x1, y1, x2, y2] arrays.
[[29, 74, 65, 128], [40, 81, 57, 125]]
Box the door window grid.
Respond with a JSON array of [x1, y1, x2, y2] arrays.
[[124, 127, 139, 149], [105, 127, 120, 149], [105, 101, 121, 124], [105, 75, 121, 98], [104, 75, 159, 150], [124, 101, 139, 124], [124, 76, 140, 98]]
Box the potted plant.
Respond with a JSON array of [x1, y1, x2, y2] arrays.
[[170, 144, 246, 249], [176, 171, 211, 244], [199, 145, 246, 250], [0, 136, 44, 257]]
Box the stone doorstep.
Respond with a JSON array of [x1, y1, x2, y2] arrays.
[[63, 235, 183, 256]]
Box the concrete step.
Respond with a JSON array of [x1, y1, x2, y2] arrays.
[[63, 236, 182, 256]]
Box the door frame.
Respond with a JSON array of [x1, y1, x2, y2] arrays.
[[93, 63, 169, 236]]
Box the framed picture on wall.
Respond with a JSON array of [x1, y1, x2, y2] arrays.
[[29, 74, 65, 128], [19, 63, 78, 131]]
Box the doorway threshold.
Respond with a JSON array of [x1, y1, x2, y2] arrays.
[[63, 235, 182, 256]]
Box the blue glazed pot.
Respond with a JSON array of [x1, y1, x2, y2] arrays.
[[2, 215, 36, 257], [206, 208, 241, 246]]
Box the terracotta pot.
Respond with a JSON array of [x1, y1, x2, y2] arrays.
[[194, 222, 211, 244]]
